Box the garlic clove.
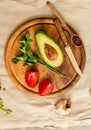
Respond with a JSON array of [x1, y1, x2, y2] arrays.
[[55, 99, 71, 115]]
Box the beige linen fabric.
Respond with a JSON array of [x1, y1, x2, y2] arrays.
[[0, 0, 91, 129]]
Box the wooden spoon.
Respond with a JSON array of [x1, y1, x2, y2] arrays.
[[47, 1, 82, 47]]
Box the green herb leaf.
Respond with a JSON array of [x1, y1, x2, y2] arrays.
[[12, 56, 24, 63], [20, 33, 32, 52], [23, 62, 36, 66]]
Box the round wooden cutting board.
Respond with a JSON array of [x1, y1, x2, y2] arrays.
[[5, 18, 86, 98]]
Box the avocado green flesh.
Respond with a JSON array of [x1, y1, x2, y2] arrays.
[[35, 31, 64, 68]]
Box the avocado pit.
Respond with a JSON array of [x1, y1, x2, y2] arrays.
[[44, 43, 58, 61]]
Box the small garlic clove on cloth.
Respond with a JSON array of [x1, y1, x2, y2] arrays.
[[55, 99, 71, 115]]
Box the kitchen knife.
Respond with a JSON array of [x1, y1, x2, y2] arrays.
[[54, 19, 82, 76]]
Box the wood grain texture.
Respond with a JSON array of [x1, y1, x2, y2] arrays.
[[5, 18, 86, 98]]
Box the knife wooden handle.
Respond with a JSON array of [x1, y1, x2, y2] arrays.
[[54, 19, 69, 47]]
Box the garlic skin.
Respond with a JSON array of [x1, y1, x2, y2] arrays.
[[55, 99, 71, 115]]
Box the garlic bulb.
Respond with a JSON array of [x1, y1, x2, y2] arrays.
[[55, 99, 71, 115]]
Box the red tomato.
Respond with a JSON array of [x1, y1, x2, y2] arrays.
[[25, 71, 39, 88], [39, 79, 54, 96]]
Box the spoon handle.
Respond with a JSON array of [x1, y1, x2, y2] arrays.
[[47, 1, 72, 35]]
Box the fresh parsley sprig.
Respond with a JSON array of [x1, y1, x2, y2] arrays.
[[12, 32, 65, 77]]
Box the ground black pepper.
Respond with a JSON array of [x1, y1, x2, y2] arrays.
[[72, 36, 82, 46]]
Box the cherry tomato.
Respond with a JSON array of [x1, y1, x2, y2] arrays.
[[25, 71, 39, 88], [39, 79, 54, 96]]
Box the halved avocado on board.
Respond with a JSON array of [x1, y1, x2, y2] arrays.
[[35, 31, 64, 68]]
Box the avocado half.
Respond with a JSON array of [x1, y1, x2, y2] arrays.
[[35, 31, 64, 68]]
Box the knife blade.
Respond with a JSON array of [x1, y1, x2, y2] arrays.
[[54, 19, 82, 76]]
